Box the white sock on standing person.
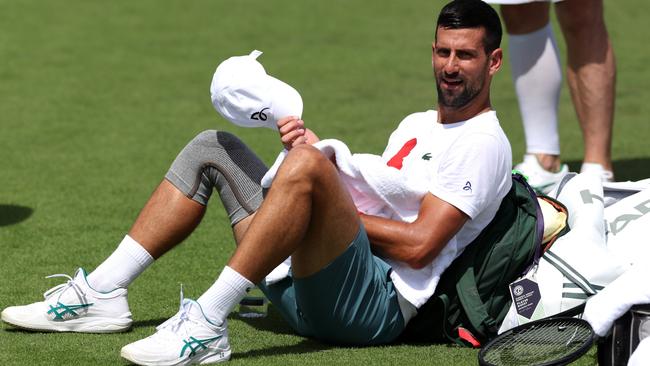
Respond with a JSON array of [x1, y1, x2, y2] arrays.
[[509, 22, 562, 157], [87, 234, 154, 292], [197, 266, 253, 325]]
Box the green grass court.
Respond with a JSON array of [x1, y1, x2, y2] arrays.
[[1, 0, 648, 364]]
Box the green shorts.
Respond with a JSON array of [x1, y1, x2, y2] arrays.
[[259, 225, 405, 345]]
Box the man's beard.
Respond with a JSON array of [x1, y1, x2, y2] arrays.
[[435, 73, 484, 109]]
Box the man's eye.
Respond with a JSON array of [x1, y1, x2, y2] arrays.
[[437, 49, 450, 57]]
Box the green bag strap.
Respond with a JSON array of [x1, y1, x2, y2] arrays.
[[438, 293, 473, 347], [455, 260, 496, 340]]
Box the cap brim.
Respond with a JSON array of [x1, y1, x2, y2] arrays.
[[265, 75, 303, 130]]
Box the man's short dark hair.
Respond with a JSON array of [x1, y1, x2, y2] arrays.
[[436, 0, 502, 54]]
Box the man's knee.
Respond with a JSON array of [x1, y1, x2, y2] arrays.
[[282, 145, 332, 179], [500, 3, 550, 34], [178, 130, 261, 169], [556, 0, 606, 37], [189, 130, 245, 153], [191, 129, 219, 145], [166, 129, 267, 214]]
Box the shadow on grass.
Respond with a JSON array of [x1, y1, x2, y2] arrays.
[[2, 319, 170, 333], [232, 306, 336, 359], [566, 157, 650, 181], [128, 308, 296, 333], [0, 204, 33, 226], [235, 338, 332, 360], [3, 327, 44, 334], [235, 306, 296, 336], [131, 318, 169, 328]]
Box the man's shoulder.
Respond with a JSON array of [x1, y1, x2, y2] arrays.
[[400, 110, 437, 124], [392, 110, 437, 133], [466, 110, 501, 129], [460, 111, 508, 142]]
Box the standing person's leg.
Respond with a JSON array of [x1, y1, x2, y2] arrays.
[[121, 145, 405, 365], [1, 130, 268, 333], [501, 3, 569, 192], [555, 0, 616, 178]]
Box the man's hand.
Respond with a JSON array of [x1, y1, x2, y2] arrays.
[[277, 116, 319, 150]]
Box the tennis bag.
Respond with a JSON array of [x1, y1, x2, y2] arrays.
[[498, 172, 631, 334], [598, 304, 650, 366], [401, 173, 543, 346]]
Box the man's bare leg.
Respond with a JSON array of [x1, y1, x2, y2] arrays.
[[86, 180, 205, 291], [3, 130, 268, 337], [121, 145, 365, 364], [194, 145, 360, 327], [556, 0, 615, 173], [129, 179, 206, 259], [500, 2, 549, 35], [89, 130, 267, 292], [229, 144, 360, 282], [232, 213, 254, 244]]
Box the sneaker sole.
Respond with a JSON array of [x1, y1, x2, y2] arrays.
[[1, 310, 132, 333], [120, 347, 231, 366]]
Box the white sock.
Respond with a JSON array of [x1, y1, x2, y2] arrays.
[[509, 23, 562, 156], [87, 235, 154, 292], [581, 162, 614, 182], [197, 266, 254, 325]]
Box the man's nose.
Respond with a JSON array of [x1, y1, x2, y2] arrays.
[[443, 56, 459, 74]]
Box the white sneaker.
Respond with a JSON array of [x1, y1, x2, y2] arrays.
[[580, 162, 614, 182], [1, 268, 132, 333], [121, 293, 231, 366], [514, 154, 569, 194]]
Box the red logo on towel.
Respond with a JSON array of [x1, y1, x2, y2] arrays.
[[387, 138, 417, 170]]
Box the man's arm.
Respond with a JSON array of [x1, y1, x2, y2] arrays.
[[362, 193, 468, 269]]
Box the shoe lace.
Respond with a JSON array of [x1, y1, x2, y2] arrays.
[[156, 285, 196, 337], [43, 273, 85, 302]]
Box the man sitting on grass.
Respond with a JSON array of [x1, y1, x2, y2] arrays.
[[2, 0, 512, 364]]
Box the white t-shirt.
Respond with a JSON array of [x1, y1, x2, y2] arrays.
[[380, 110, 512, 309]]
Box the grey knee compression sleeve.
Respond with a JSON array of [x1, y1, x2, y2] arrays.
[[165, 130, 268, 226]]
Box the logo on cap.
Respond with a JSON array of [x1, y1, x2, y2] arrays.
[[251, 107, 270, 121]]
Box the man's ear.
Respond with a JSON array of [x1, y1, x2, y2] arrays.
[[488, 48, 503, 75], [431, 42, 436, 64]]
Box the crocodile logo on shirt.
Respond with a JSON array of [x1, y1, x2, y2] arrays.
[[421, 153, 432, 161]]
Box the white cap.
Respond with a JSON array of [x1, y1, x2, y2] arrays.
[[210, 50, 303, 130]]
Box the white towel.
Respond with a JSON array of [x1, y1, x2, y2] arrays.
[[629, 337, 650, 366], [261, 139, 428, 222], [583, 258, 650, 337], [604, 187, 650, 265]]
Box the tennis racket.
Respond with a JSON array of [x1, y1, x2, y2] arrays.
[[479, 306, 595, 366]]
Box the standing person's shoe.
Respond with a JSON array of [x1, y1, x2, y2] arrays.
[[1, 268, 132, 332], [514, 154, 569, 194], [121, 294, 231, 365], [580, 162, 614, 182]]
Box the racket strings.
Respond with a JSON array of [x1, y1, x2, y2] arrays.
[[482, 319, 592, 365]]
